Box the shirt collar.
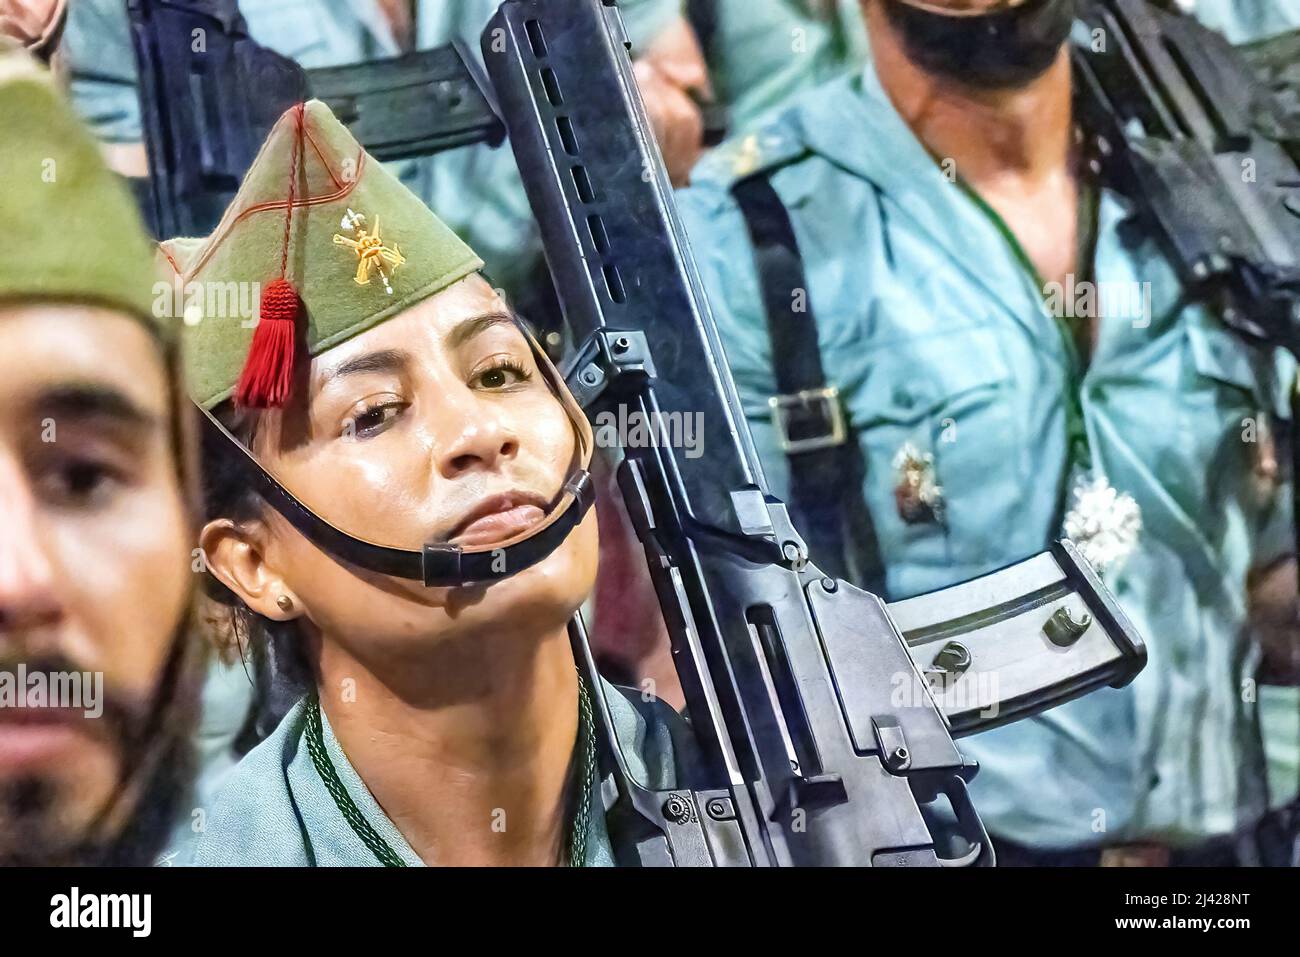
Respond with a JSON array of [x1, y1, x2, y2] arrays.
[[288, 686, 621, 866], [795, 62, 1082, 350]]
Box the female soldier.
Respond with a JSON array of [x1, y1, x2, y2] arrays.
[[171, 100, 685, 867]]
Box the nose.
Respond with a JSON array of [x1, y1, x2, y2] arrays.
[[432, 388, 521, 479], [0, 451, 64, 637]]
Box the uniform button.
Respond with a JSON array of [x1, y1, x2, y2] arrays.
[[1149, 770, 1161, 790]]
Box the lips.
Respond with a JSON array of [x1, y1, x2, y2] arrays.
[[0, 708, 94, 771], [446, 491, 551, 548]]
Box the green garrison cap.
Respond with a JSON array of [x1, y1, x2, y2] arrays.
[[176, 99, 483, 410], [0, 37, 158, 329], [152, 235, 204, 324], [156, 237, 206, 279]]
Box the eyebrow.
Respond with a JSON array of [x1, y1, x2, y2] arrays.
[[445, 312, 516, 350], [33, 384, 159, 432], [322, 348, 411, 385], [317, 312, 518, 389]]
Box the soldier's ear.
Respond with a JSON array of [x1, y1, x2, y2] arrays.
[[199, 518, 300, 622]]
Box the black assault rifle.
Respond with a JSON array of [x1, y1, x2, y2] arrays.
[[1074, 0, 1300, 352]]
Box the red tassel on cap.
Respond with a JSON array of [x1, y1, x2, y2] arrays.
[[234, 102, 307, 410], [235, 278, 301, 408]]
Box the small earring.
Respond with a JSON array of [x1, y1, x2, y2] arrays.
[[276, 594, 294, 612]]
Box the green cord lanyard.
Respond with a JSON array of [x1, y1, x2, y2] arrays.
[[953, 171, 1101, 480], [305, 673, 598, 867]]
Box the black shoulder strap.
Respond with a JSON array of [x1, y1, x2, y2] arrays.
[[732, 175, 831, 405], [685, 0, 717, 58], [730, 174, 880, 587]]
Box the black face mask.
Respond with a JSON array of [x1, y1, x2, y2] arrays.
[[881, 0, 1076, 90]]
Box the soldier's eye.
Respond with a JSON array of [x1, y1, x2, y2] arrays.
[[345, 401, 405, 439], [38, 457, 123, 508], [475, 358, 532, 390]]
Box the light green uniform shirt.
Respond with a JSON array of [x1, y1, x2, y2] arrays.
[[1185, 0, 1300, 43], [61, 0, 681, 293], [677, 58, 1295, 848], [174, 678, 687, 866], [699, 0, 868, 134]]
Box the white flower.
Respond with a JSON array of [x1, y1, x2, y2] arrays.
[[1063, 475, 1142, 576]]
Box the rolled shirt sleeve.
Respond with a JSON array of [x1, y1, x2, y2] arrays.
[[62, 0, 144, 142]]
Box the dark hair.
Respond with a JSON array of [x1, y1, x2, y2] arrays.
[[200, 403, 313, 727]]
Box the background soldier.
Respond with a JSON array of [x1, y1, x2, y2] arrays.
[[0, 38, 202, 866], [683, 0, 1295, 152], [676, 0, 1298, 864]]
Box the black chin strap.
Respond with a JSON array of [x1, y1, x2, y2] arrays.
[[199, 407, 594, 586]]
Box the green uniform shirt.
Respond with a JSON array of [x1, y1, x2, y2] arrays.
[[677, 59, 1295, 848], [174, 677, 687, 866], [700, 0, 868, 135], [1185, 0, 1300, 43], [161, 655, 256, 862]]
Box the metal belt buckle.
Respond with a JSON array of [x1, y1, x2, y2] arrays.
[[768, 385, 846, 454]]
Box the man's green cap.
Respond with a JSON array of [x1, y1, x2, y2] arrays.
[[0, 37, 158, 329], [176, 99, 484, 410]]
